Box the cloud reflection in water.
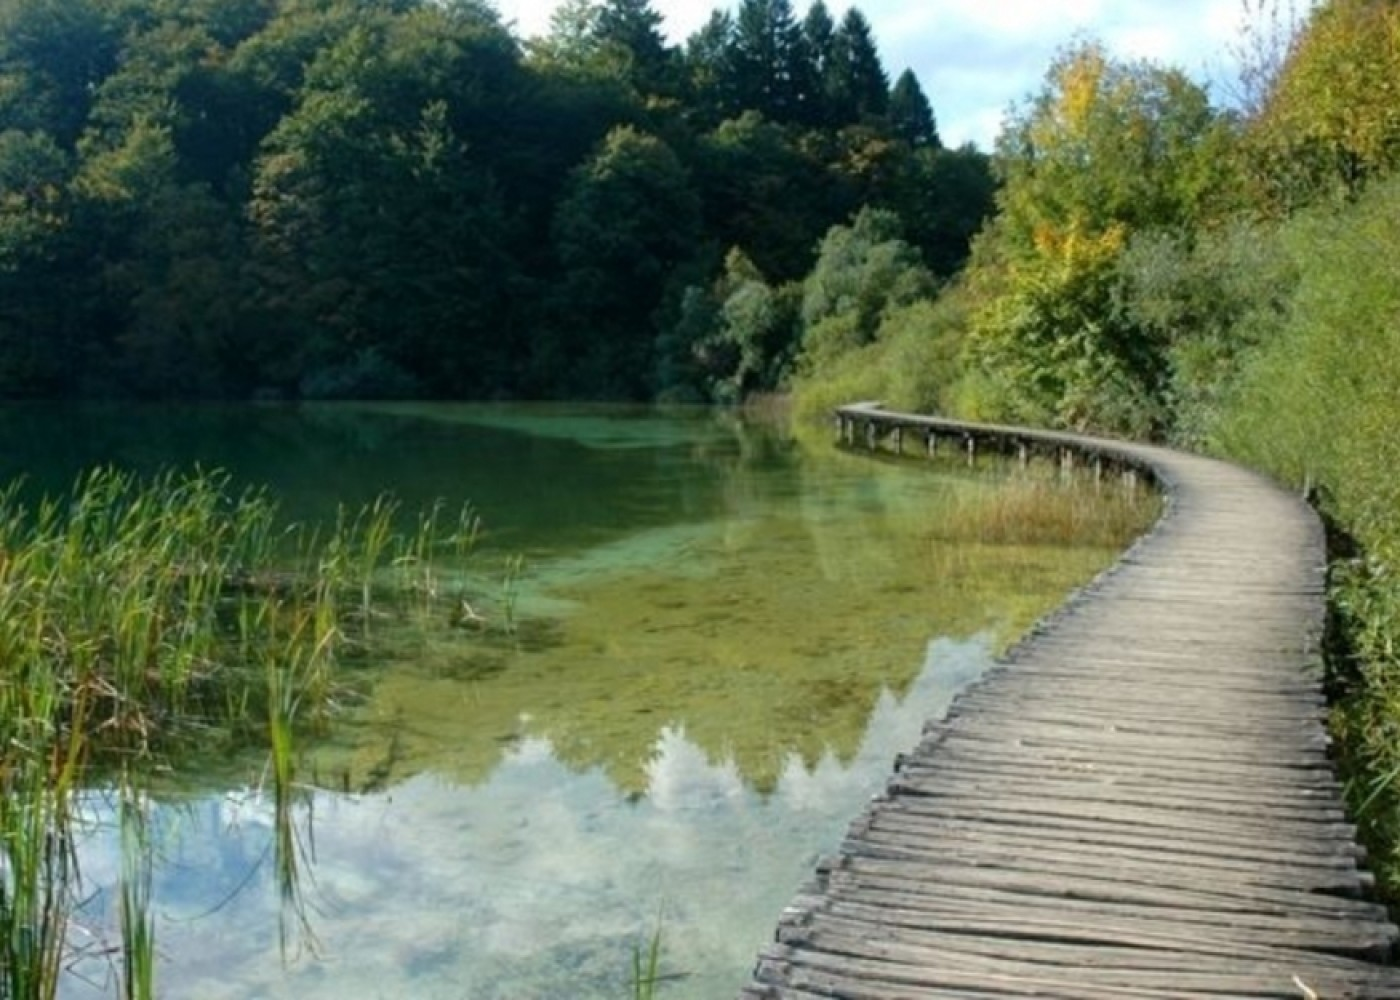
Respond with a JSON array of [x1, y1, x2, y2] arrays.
[[64, 636, 991, 1000]]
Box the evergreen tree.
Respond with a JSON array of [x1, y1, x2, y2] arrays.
[[684, 10, 737, 121], [799, 0, 837, 125], [802, 1, 836, 77], [828, 8, 887, 123], [888, 69, 939, 147], [533, 0, 676, 98], [596, 0, 676, 96], [729, 0, 809, 122], [535, 0, 600, 61]]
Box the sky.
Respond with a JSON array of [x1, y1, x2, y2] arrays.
[[490, 0, 1310, 150]]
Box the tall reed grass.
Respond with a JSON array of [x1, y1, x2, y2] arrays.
[[631, 912, 666, 1000], [117, 775, 154, 1000], [0, 466, 481, 999], [924, 464, 1159, 550]]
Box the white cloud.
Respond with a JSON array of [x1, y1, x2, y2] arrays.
[[493, 0, 1318, 149]]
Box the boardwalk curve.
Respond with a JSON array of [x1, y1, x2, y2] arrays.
[[741, 404, 1400, 999]]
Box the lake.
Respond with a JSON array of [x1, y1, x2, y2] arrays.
[[0, 403, 1150, 999]]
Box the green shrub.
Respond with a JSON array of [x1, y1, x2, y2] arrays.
[[1207, 173, 1400, 894], [1112, 220, 1297, 447], [791, 293, 966, 421]]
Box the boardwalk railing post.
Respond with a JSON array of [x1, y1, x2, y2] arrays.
[[1060, 447, 1075, 479]]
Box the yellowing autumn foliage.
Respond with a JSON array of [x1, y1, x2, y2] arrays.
[[996, 40, 1227, 247], [961, 41, 1226, 434], [1251, 0, 1400, 207]]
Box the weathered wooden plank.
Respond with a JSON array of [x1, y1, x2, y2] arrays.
[[870, 797, 1363, 862], [884, 770, 1360, 849], [964, 661, 1329, 697], [894, 749, 1348, 802], [754, 949, 1179, 1000], [820, 862, 1390, 924], [946, 705, 1327, 745], [911, 728, 1339, 776], [896, 756, 1344, 801], [896, 763, 1343, 811], [822, 854, 1382, 921], [944, 695, 1329, 732], [772, 916, 1396, 989], [855, 808, 1365, 873], [949, 693, 1327, 725], [795, 889, 1395, 957], [764, 926, 1399, 996], [777, 915, 1392, 990], [945, 694, 1329, 729], [755, 941, 1400, 999], [843, 827, 1374, 899]]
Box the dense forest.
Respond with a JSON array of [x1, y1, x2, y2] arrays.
[[0, 0, 992, 401]]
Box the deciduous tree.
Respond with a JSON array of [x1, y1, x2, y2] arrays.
[[966, 41, 1227, 433], [1248, 0, 1400, 208], [549, 125, 701, 396], [800, 206, 932, 369]]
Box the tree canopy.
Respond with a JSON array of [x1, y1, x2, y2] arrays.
[[0, 0, 988, 401]]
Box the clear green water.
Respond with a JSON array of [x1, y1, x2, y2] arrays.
[[0, 403, 1148, 999]]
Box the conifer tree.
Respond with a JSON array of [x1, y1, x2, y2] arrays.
[[828, 8, 887, 122], [889, 69, 939, 147]]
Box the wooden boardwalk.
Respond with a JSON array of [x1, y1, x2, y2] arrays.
[[741, 404, 1400, 999]]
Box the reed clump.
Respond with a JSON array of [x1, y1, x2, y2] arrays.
[[0, 466, 481, 999], [924, 466, 1159, 550]]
